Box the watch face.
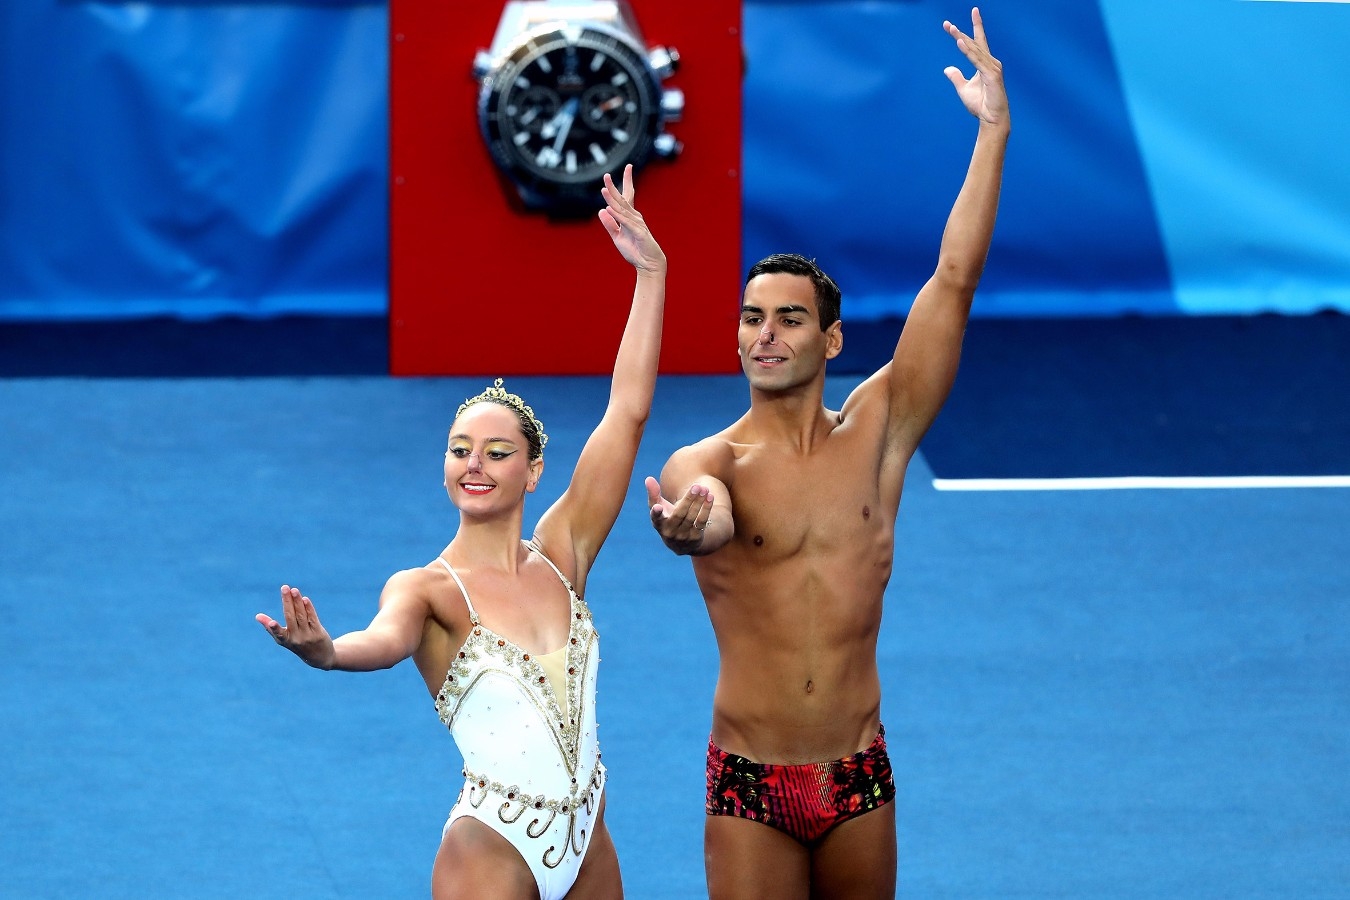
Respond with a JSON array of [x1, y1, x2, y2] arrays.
[[481, 24, 662, 210]]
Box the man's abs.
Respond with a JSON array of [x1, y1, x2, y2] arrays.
[[693, 458, 895, 763], [706, 617, 884, 765]]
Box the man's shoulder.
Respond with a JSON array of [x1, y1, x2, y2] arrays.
[[675, 411, 748, 451], [672, 431, 734, 461], [664, 427, 742, 481]]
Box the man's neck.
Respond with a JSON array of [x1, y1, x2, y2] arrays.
[[745, 381, 834, 451]]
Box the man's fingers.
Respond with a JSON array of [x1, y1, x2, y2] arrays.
[[648, 481, 716, 540], [971, 7, 987, 48], [947, 12, 993, 68], [944, 19, 982, 59], [699, 493, 714, 523], [644, 476, 665, 506], [673, 486, 713, 532], [689, 492, 713, 533]]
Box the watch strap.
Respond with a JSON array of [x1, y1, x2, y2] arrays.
[[485, 1, 646, 61]]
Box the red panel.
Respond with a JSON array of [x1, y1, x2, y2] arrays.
[[390, 0, 743, 376]]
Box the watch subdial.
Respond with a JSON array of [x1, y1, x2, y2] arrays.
[[505, 86, 561, 133], [580, 84, 635, 133]]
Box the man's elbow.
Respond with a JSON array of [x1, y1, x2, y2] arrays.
[[935, 258, 984, 299]]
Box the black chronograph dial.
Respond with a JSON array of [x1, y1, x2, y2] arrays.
[[480, 25, 663, 212]]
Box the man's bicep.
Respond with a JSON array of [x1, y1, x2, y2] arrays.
[[661, 444, 730, 504], [659, 445, 703, 495], [840, 365, 896, 427], [888, 285, 970, 433]]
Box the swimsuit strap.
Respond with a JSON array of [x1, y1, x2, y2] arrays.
[[527, 540, 575, 596], [435, 556, 479, 623]]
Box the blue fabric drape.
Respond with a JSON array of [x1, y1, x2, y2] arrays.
[[2, 1, 1347, 320]]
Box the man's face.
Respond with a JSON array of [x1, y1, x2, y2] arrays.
[[738, 273, 841, 391]]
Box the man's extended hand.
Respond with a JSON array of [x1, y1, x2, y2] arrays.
[[645, 476, 714, 555]]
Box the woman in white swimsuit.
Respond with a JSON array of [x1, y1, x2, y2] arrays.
[[257, 165, 666, 899]]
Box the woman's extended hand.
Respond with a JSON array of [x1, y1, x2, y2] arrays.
[[257, 585, 336, 670]]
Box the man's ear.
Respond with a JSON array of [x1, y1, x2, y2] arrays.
[[825, 320, 844, 360]]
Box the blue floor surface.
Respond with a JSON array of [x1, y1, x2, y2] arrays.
[[2, 335, 1348, 897]]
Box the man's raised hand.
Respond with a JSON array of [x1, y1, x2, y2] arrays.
[[943, 8, 1009, 128]]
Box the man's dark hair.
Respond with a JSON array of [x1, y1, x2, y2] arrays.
[[744, 254, 842, 330]]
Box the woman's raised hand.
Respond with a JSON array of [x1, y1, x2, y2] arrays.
[[598, 164, 667, 274]]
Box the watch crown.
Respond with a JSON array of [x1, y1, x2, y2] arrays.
[[649, 45, 680, 79], [472, 50, 492, 82], [661, 88, 685, 122], [653, 133, 682, 160]]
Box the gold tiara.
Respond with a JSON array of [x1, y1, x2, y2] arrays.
[[456, 378, 548, 456]]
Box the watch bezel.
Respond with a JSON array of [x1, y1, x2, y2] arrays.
[[477, 20, 667, 212]]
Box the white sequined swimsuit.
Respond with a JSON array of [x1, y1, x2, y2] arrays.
[[434, 546, 604, 900]]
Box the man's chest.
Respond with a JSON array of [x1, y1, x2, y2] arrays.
[[725, 450, 884, 555]]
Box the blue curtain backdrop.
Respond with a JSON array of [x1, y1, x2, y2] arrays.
[[0, 1, 389, 319], [2, 0, 1348, 321]]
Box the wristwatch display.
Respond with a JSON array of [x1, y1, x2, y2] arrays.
[[473, 0, 684, 215]]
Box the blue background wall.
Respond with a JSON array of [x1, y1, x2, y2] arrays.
[[2, 0, 1348, 321]]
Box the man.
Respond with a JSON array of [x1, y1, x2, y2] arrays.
[[644, 10, 1009, 898]]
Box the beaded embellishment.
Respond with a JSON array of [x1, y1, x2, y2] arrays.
[[460, 763, 605, 867], [434, 545, 602, 871], [434, 579, 595, 771]]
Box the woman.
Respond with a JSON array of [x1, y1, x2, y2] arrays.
[[256, 166, 664, 899]]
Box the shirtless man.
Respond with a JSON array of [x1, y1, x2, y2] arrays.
[[644, 11, 1009, 898]]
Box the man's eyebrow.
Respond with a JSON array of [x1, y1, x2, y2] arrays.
[[740, 304, 812, 314]]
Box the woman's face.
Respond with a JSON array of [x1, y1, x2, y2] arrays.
[[444, 402, 542, 512]]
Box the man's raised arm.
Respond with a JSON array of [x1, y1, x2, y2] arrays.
[[889, 8, 1010, 448]]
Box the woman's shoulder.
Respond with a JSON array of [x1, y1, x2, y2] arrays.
[[523, 534, 582, 591], [378, 559, 459, 606]]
